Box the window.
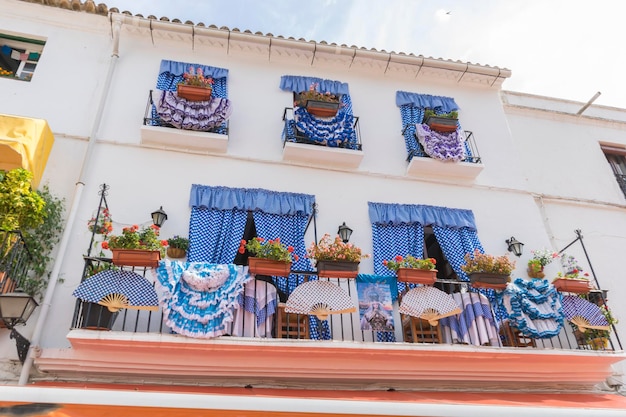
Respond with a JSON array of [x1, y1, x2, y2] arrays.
[[601, 144, 626, 198], [0, 31, 46, 81]]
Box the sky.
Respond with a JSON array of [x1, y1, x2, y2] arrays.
[[109, 0, 626, 109]]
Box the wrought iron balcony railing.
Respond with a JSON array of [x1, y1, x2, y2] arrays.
[[0, 230, 31, 293], [282, 107, 363, 151], [142, 90, 229, 135], [69, 259, 622, 353], [401, 124, 481, 163]]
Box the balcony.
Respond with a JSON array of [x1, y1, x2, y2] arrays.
[[140, 90, 229, 153], [34, 259, 626, 391], [404, 127, 485, 180], [281, 107, 364, 169], [0, 231, 31, 296]]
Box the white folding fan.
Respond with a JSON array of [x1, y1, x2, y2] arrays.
[[399, 286, 462, 326], [285, 280, 356, 320]]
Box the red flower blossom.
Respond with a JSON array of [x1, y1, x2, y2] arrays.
[[395, 255, 403, 262], [101, 241, 109, 250], [287, 246, 294, 253]]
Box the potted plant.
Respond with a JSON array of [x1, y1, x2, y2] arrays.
[[176, 66, 214, 101], [383, 255, 437, 285], [240, 237, 297, 277], [307, 233, 368, 279], [102, 224, 167, 268], [295, 83, 341, 118], [166, 235, 189, 259], [423, 109, 459, 133], [460, 249, 515, 290], [79, 262, 119, 330], [527, 248, 560, 279], [552, 253, 591, 294]]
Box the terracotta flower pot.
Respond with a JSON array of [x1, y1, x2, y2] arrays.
[[304, 100, 340, 118], [527, 266, 545, 279], [316, 260, 360, 279], [167, 247, 187, 259], [424, 116, 458, 133], [468, 272, 511, 290], [396, 268, 437, 285], [248, 257, 291, 277], [111, 249, 161, 268], [177, 84, 212, 101], [552, 277, 591, 294]]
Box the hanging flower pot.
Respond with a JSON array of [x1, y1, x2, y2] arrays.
[[396, 268, 437, 285], [552, 277, 591, 294], [468, 273, 511, 290], [177, 84, 212, 102], [527, 266, 545, 279], [316, 260, 360, 279], [248, 257, 292, 277], [111, 249, 161, 268]]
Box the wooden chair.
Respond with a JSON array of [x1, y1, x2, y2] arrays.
[[402, 315, 442, 344], [499, 321, 536, 347], [275, 303, 310, 339]]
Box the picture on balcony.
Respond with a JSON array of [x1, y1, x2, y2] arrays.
[[357, 282, 395, 332]]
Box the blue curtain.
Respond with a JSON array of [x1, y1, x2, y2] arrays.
[[280, 75, 349, 95], [156, 59, 228, 98], [253, 211, 330, 341], [396, 91, 459, 112], [187, 207, 247, 263], [369, 202, 477, 230], [190, 185, 314, 216]]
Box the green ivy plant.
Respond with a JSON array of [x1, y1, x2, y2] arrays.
[[21, 185, 65, 299], [0, 169, 65, 299]]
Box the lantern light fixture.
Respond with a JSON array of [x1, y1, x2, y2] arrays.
[[506, 236, 524, 257], [337, 222, 353, 244], [0, 290, 39, 363], [151, 206, 168, 227]]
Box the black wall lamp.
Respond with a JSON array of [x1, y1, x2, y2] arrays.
[[0, 290, 38, 363], [151, 206, 168, 227], [506, 236, 524, 257], [337, 222, 353, 243]]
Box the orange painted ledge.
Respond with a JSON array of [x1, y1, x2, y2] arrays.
[[32, 330, 626, 390]]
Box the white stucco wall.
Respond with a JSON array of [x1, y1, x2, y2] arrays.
[[1, 1, 625, 380]]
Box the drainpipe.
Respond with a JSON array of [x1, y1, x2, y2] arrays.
[[18, 14, 123, 385]]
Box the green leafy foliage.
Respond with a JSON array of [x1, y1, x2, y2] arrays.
[[167, 235, 189, 250], [0, 168, 46, 231], [241, 237, 296, 262], [383, 255, 436, 272], [424, 109, 458, 120], [19, 184, 65, 299], [460, 249, 515, 275]]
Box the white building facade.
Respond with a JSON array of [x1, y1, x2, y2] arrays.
[[1, 1, 626, 415]]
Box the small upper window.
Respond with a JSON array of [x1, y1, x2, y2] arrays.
[[0, 31, 46, 82], [601, 144, 626, 198]]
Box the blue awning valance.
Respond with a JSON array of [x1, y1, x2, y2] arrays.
[[368, 202, 477, 230], [159, 60, 228, 80], [396, 91, 459, 112], [280, 75, 349, 95], [190, 185, 315, 216]]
